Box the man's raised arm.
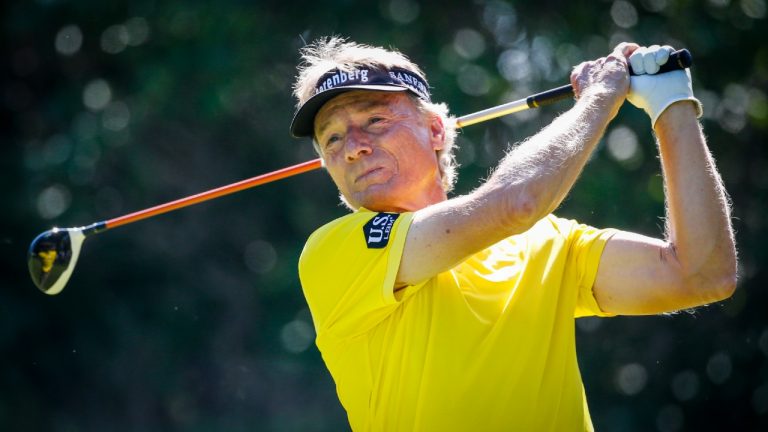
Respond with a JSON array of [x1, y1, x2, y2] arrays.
[[396, 45, 634, 287], [593, 47, 737, 315]]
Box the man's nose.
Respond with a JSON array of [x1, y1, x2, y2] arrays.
[[344, 127, 373, 162]]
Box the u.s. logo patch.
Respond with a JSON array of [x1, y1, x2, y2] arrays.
[[363, 213, 399, 248]]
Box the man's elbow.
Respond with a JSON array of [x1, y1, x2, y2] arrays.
[[686, 258, 738, 305], [708, 243, 739, 302], [665, 233, 736, 306], [703, 272, 737, 304], [472, 183, 540, 235], [497, 189, 547, 234]]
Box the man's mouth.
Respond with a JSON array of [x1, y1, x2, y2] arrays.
[[355, 167, 384, 183]]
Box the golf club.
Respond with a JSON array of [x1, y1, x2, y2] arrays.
[[28, 49, 693, 295]]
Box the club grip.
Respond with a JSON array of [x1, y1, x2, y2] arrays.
[[628, 48, 692, 76], [527, 84, 575, 108], [529, 48, 693, 109]]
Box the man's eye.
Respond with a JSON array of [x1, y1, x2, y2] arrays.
[[369, 116, 385, 125], [325, 135, 341, 148]]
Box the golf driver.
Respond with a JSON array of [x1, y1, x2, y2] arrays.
[[28, 49, 692, 295]]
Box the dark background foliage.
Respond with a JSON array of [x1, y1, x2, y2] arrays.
[[2, 0, 766, 430]]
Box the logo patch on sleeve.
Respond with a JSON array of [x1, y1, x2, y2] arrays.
[[363, 213, 400, 249]]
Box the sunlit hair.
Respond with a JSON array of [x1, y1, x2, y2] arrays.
[[293, 36, 459, 194]]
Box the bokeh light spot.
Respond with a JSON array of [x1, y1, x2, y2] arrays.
[[244, 240, 277, 274], [101, 25, 130, 54], [125, 17, 150, 46], [280, 320, 314, 354], [55, 25, 83, 56], [453, 28, 486, 60], [671, 370, 700, 401], [83, 79, 112, 111], [697, 89, 721, 119], [615, 362, 648, 395], [388, 0, 420, 24], [43, 134, 73, 166], [438, 44, 463, 74], [531, 37, 555, 80], [37, 185, 72, 219], [555, 43, 583, 76], [717, 83, 749, 133], [497, 49, 531, 82], [482, 1, 519, 47], [102, 101, 131, 131], [611, 0, 639, 28], [741, 0, 767, 18], [576, 316, 602, 333], [706, 351, 732, 384], [607, 125, 642, 169], [457, 64, 491, 96]]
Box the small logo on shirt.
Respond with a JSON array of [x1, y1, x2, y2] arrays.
[[363, 213, 400, 249]]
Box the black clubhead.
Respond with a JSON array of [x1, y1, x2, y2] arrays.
[[28, 228, 85, 295]]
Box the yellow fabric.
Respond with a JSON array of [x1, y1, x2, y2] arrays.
[[299, 209, 617, 431]]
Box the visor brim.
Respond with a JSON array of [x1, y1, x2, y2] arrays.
[[289, 85, 413, 138]]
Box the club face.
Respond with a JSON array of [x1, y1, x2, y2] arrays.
[[28, 228, 85, 295]]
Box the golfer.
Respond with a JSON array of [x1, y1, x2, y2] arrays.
[[290, 37, 736, 431]]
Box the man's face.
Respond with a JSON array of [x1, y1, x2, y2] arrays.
[[313, 91, 447, 212]]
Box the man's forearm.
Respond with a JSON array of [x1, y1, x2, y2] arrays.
[[398, 51, 629, 286], [479, 93, 618, 232], [655, 102, 737, 300], [398, 95, 620, 286]]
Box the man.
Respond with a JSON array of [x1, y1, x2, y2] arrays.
[[290, 37, 736, 431]]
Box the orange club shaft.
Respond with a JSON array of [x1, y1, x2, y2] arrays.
[[105, 158, 324, 230]]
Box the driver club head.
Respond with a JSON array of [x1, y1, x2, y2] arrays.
[[28, 228, 86, 295]]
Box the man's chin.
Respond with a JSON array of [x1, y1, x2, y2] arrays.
[[346, 184, 410, 212], [353, 196, 396, 213]]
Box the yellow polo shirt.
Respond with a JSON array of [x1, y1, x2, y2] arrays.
[[299, 209, 616, 431]]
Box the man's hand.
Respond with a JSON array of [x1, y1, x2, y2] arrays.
[[626, 44, 703, 127], [570, 44, 633, 120]]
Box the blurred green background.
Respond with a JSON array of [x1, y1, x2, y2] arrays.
[[2, 0, 767, 430]]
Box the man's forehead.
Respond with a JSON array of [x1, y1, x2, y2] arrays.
[[314, 91, 407, 133], [322, 91, 401, 112]]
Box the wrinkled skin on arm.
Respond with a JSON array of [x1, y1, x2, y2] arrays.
[[395, 44, 634, 286], [593, 100, 737, 315]]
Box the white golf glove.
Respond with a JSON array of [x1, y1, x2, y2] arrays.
[[627, 45, 702, 127]]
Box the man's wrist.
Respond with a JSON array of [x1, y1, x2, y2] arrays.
[[576, 88, 624, 120], [654, 100, 701, 131]]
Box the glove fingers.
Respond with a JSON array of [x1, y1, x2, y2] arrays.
[[631, 45, 676, 76], [655, 45, 673, 67], [644, 45, 661, 74], [629, 47, 647, 74]]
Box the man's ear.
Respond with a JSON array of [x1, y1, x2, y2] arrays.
[[428, 114, 446, 151]]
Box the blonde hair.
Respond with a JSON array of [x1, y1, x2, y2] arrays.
[[292, 36, 459, 193]]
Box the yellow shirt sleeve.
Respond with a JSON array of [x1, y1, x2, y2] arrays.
[[298, 210, 416, 340], [550, 216, 618, 317]]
